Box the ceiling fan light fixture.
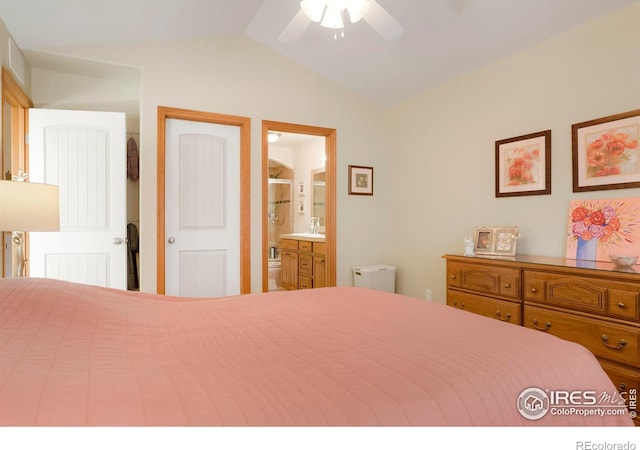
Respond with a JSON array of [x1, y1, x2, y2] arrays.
[[300, 0, 326, 22], [320, 6, 344, 29], [346, 0, 370, 23]]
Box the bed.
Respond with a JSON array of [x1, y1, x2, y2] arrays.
[[0, 278, 633, 426]]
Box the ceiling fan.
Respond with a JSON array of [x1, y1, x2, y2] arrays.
[[278, 0, 404, 43]]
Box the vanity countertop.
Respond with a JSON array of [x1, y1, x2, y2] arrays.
[[280, 233, 325, 243]]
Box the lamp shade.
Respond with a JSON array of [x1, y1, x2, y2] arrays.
[[0, 181, 60, 232]]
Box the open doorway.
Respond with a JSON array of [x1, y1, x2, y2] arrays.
[[262, 121, 336, 292]]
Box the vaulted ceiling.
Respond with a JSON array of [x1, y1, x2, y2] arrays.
[[1, 0, 637, 106]]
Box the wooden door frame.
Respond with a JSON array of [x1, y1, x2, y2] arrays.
[[157, 106, 251, 294], [1, 68, 33, 277], [262, 120, 336, 292]]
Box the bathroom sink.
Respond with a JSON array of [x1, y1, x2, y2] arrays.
[[281, 233, 325, 240]]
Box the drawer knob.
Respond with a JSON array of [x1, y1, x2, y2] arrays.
[[617, 302, 626, 309], [504, 283, 511, 289], [618, 383, 628, 392], [452, 301, 465, 310], [601, 335, 627, 351], [532, 319, 551, 332], [530, 288, 537, 293], [450, 275, 457, 280], [496, 311, 512, 322]]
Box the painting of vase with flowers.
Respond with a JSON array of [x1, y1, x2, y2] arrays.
[[566, 198, 640, 263]]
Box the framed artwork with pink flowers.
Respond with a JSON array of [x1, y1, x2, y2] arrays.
[[566, 198, 640, 263], [495, 130, 551, 197], [572, 109, 640, 192]]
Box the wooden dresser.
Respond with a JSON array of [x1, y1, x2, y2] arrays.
[[280, 236, 326, 290], [444, 253, 640, 421]]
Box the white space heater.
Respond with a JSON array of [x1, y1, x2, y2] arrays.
[[352, 264, 396, 293]]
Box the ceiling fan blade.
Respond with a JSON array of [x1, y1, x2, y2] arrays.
[[363, 0, 404, 41], [278, 9, 312, 44]]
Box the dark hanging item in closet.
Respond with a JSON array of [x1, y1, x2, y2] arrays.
[[127, 137, 139, 180], [127, 222, 139, 290]]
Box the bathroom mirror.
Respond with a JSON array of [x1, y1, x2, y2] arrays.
[[311, 167, 325, 232]]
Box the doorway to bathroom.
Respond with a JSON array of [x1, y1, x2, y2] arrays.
[[262, 121, 336, 292]]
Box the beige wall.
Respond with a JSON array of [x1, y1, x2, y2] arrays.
[[35, 36, 390, 293], [383, 2, 640, 301]]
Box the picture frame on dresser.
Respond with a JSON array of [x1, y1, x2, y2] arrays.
[[495, 130, 551, 197], [494, 227, 519, 256], [572, 109, 640, 192], [473, 227, 495, 255], [473, 226, 519, 256]]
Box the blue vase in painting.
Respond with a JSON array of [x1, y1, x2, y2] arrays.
[[576, 237, 598, 261]]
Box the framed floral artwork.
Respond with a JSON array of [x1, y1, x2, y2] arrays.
[[495, 130, 551, 197], [566, 198, 640, 263], [348, 165, 373, 196], [572, 109, 640, 192]]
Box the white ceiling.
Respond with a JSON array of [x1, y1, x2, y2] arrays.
[[1, 0, 637, 106]]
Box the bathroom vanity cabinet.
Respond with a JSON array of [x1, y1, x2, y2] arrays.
[[280, 235, 326, 290]]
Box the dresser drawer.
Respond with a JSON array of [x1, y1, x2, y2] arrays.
[[448, 262, 521, 300], [599, 359, 640, 424], [599, 359, 640, 397], [299, 241, 313, 253], [524, 271, 640, 321], [523, 305, 640, 368], [448, 290, 521, 325]]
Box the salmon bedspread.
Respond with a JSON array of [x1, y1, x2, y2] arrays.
[[0, 278, 633, 426]]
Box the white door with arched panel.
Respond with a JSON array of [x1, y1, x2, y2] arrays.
[[28, 109, 127, 288], [165, 119, 240, 297]]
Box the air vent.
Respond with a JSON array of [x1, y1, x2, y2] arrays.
[[8, 36, 26, 83]]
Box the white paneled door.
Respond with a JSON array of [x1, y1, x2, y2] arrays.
[[165, 119, 240, 297], [28, 109, 127, 289]]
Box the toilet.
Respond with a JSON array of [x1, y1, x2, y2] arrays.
[[268, 259, 282, 290]]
